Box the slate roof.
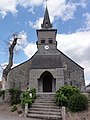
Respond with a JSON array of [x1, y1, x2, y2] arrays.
[[30, 54, 63, 69]]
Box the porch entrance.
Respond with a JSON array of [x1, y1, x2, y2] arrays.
[[38, 71, 56, 92]]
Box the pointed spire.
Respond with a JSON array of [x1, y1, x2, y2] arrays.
[[41, 7, 52, 29]]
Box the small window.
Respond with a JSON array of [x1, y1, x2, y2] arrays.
[[48, 38, 53, 43], [41, 38, 45, 43]]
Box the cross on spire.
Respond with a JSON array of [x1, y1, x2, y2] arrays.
[[45, 0, 48, 7]]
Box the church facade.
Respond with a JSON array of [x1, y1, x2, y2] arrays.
[[7, 7, 85, 92]]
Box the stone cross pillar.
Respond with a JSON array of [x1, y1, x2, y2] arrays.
[[25, 103, 28, 117], [62, 106, 66, 120]]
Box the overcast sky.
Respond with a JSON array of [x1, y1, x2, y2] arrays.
[[0, 0, 90, 85]]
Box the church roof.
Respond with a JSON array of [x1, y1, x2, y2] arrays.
[[41, 7, 52, 29], [30, 54, 63, 69], [10, 49, 84, 71]]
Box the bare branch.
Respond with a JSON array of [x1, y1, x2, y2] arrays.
[[2, 34, 21, 81]]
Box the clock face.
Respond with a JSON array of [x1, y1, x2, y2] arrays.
[[44, 45, 49, 50]]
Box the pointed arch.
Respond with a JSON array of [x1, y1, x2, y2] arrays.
[[39, 71, 53, 92], [40, 71, 53, 79]]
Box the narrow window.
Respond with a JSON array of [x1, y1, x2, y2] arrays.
[[48, 38, 53, 43], [41, 38, 45, 43]]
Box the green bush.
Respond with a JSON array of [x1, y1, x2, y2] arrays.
[[55, 85, 88, 112], [9, 88, 22, 105], [55, 92, 67, 106], [21, 88, 36, 108], [55, 85, 80, 106], [68, 93, 88, 112], [29, 88, 36, 99], [57, 85, 80, 99], [11, 104, 17, 112]]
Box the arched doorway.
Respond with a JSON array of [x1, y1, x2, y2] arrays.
[[43, 72, 52, 92], [40, 71, 53, 92]]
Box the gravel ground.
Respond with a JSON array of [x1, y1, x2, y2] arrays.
[[0, 103, 41, 120], [0, 102, 90, 120], [0, 115, 41, 120]]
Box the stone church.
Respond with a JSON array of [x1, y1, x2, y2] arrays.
[[7, 7, 85, 92]]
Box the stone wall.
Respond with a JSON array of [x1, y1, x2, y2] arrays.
[[7, 60, 30, 90], [60, 50, 85, 90], [29, 68, 64, 92], [7, 49, 85, 91]]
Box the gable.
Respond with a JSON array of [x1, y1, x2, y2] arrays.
[[57, 49, 84, 71]]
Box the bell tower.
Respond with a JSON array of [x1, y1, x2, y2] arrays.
[[36, 7, 57, 52]]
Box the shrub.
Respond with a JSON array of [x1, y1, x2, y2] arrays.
[[55, 92, 67, 106], [29, 88, 36, 99], [55, 85, 80, 106], [68, 93, 88, 112], [11, 104, 17, 112], [9, 88, 22, 105], [57, 85, 80, 99], [21, 88, 36, 108]]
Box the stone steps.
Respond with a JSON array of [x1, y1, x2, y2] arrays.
[[28, 110, 61, 115], [31, 104, 59, 109], [29, 107, 61, 112], [35, 100, 55, 103], [27, 113, 62, 120], [33, 102, 57, 106], [27, 93, 62, 120]]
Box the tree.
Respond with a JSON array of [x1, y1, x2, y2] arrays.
[[2, 34, 20, 90]]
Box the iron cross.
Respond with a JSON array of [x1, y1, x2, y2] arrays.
[[44, 0, 49, 6]]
